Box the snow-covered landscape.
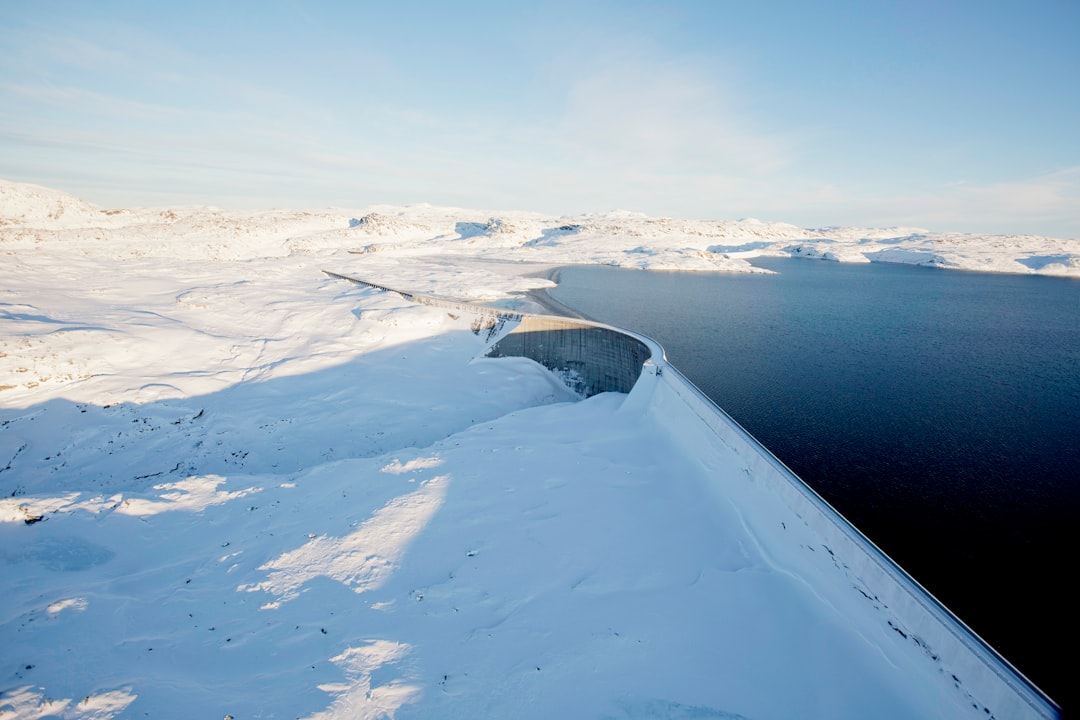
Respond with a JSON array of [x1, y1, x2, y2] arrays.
[[1, 180, 1071, 718]]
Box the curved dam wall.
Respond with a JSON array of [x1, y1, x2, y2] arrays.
[[486, 316, 651, 397], [325, 271, 1058, 718], [324, 271, 650, 397]]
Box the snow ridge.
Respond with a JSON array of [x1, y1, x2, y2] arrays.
[[2, 180, 1077, 276]]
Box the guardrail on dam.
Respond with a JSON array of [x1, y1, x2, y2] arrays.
[[325, 270, 1059, 719]]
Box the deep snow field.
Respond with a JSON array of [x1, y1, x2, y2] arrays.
[[1, 181, 1071, 718]]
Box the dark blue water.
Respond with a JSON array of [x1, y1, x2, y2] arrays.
[[548, 258, 1079, 709]]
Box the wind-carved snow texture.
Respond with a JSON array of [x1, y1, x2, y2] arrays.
[[240, 476, 447, 603], [0, 685, 137, 719], [0, 179, 1057, 718], [115, 476, 261, 517], [379, 456, 443, 475], [306, 641, 421, 720]]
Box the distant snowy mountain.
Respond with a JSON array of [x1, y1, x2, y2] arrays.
[[0, 179, 118, 228], [2, 180, 1077, 276]]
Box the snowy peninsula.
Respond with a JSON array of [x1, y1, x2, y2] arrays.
[[1, 181, 1066, 718]]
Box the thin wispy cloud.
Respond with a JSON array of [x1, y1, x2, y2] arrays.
[[889, 168, 1080, 236], [2, 82, 180, 123], [0, 1, 1077, 235], [556, 56, 790, 177]]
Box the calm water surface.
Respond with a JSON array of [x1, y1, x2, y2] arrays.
[[548, 258, 1079, 708]]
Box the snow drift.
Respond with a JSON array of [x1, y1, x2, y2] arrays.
[[0, 181, 1064, 718]]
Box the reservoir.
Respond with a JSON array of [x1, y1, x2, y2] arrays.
[[547, 257, 1078, 709]]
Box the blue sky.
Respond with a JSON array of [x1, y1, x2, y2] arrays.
[[2, 0, 1078, 237]]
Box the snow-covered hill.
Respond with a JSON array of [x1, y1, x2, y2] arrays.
[[3, 179, 1077, 276], [0, 181, 1063, 718]]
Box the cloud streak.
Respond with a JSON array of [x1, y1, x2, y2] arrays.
[[555, 55, 790, 177], [0, 2, 1077, 235]]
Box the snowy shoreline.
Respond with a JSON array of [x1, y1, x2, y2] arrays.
[[3, 179, 1078, 282]]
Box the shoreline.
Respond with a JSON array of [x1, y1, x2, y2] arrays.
[[520, 265, 594, 321]]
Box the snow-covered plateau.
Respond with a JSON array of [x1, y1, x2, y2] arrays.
[[0, 181, 1066, 718]]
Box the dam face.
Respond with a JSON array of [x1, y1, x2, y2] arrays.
[[485, 316, 651, 397]]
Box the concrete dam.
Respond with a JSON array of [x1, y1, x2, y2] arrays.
[[486, 316, 651, 397], [323, 271, 651, 397], [325, 271, 1060, 719]]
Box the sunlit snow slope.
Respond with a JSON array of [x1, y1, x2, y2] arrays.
[[1, 181, 1064, 718]]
